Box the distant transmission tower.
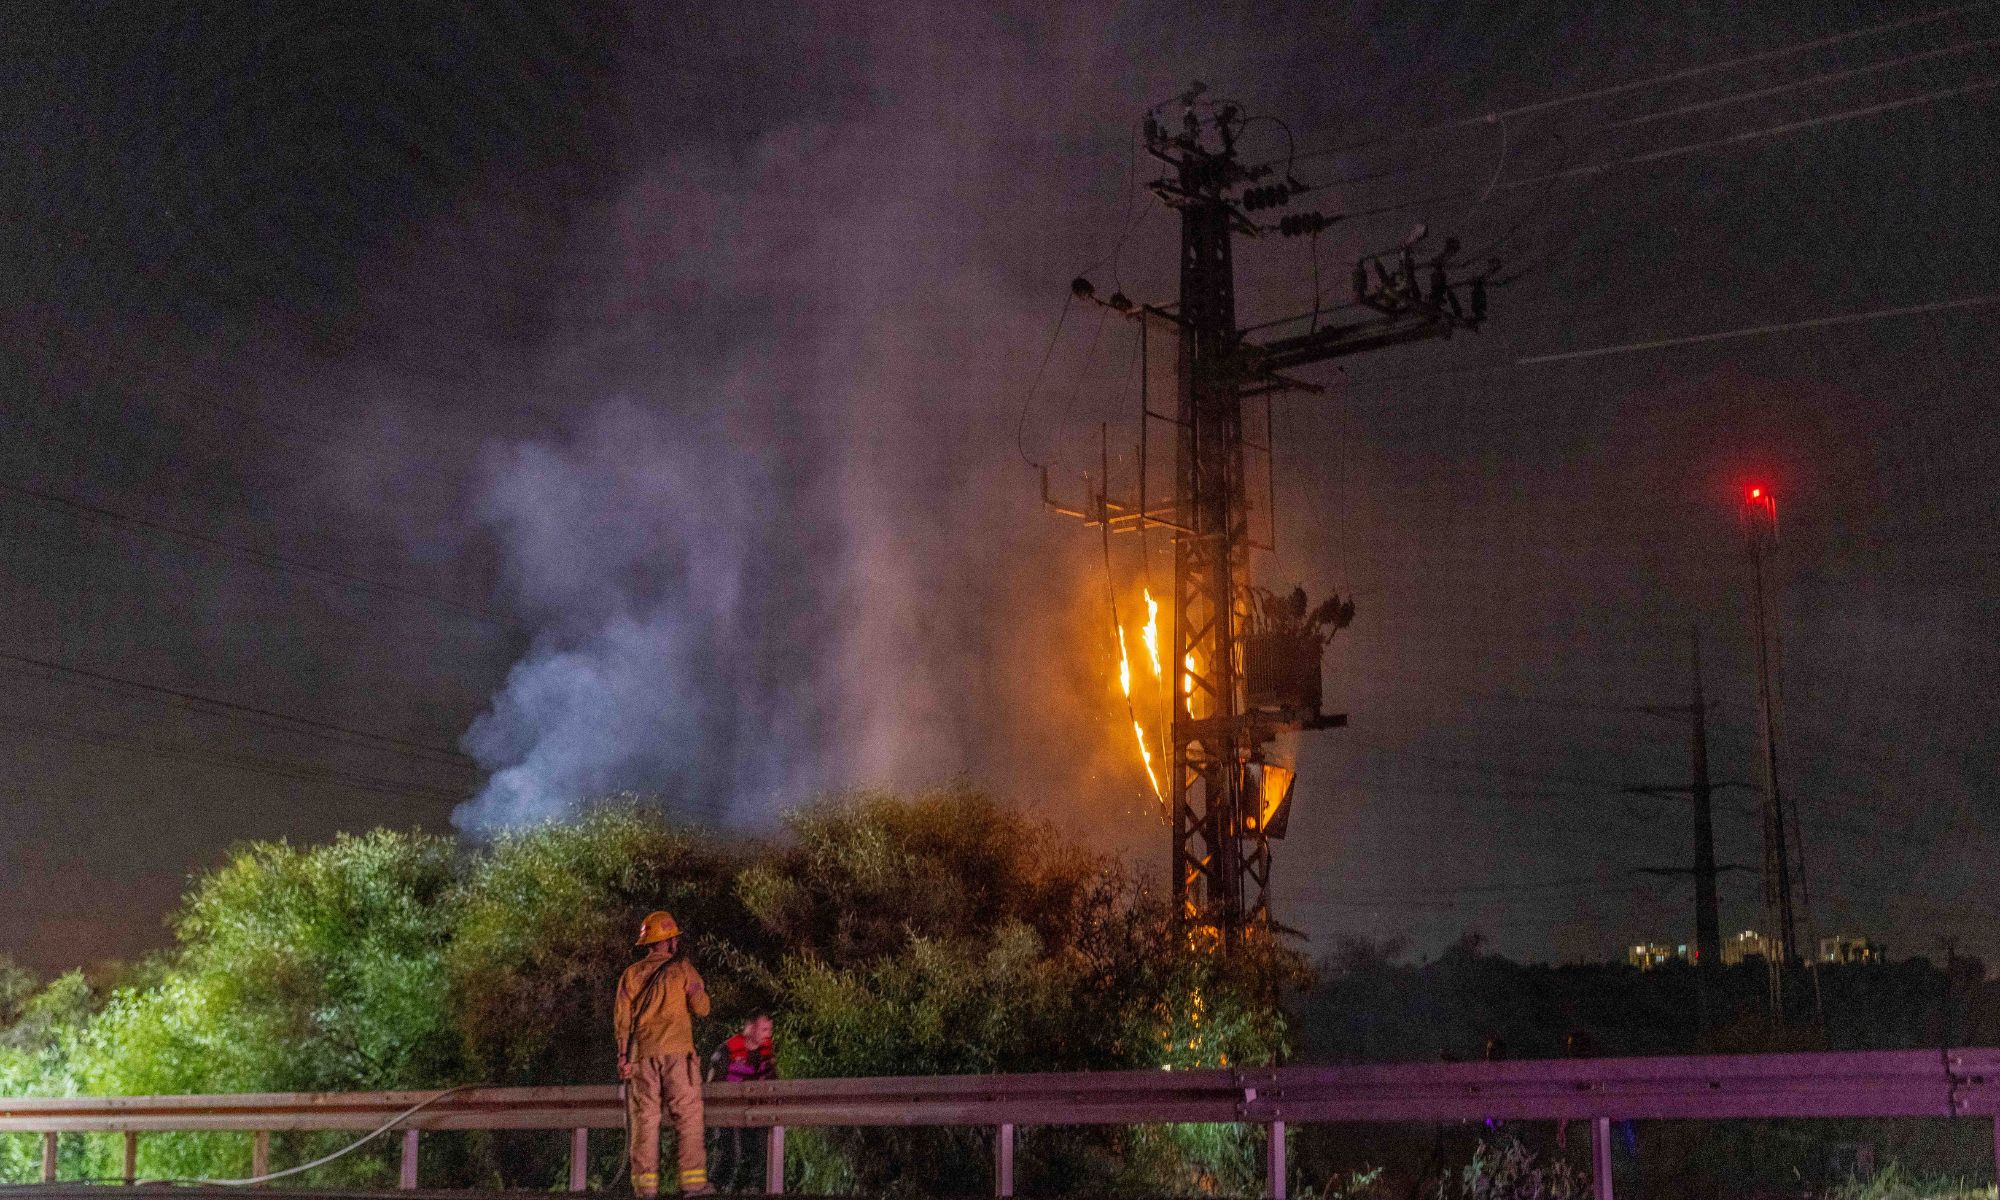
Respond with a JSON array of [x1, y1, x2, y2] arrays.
[[1743, 484, 1805, 1012], [1043, 88, 1493, 949]]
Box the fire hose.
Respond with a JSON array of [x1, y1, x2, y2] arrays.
[[0, 1083, 491, 1189], [185, 1083, 489, 1187]]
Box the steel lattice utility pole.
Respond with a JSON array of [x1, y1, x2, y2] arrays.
[[1743, 485, 1802, 1012], [1161, 108, 1258, 946], [1687, 629, 1721, 970], [1049, 93, 1491, 950], [1629, 626, 1727, 970]]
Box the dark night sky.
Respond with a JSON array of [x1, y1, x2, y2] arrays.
[[1, 2, 1995, 975]]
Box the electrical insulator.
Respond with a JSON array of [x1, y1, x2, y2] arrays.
[[1108, 291, 1133, 312], [1278, 211, 1331, 237], [1071, 276, 1095, 300], [1244, 183, 1296, 212]]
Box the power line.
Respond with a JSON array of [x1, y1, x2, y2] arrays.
[[1265, 0, 2000, 170], [1241, 51, 2000, 356], [1313, 289, 2000, 392], [1516, 291, 2000, 365], [0, 716, 469, 803], [0, 649, 477, 770], [0, 478, 515, 628], [1286, 70, 2000, 226], [1284, 30, 2000, 206], [1601, 32, 2000, 131], [1014, 293, 1075, 470], [1502, 72, 2000, 192]]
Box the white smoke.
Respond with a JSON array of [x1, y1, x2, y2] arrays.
[[450, 10, 1206, 838], [456, 395, 824, 829]]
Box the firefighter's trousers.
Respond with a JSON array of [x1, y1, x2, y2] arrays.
[[626, 1053, 707, 1194]]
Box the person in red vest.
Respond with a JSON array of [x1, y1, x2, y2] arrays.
[[704, 1014, 776, 1191], [711, 1014, 777, 1084]]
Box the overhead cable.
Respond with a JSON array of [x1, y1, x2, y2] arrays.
[[0, 716, 469, 803], [0, 649, 477, 769], [1292, 65, 2000, 216], [0, 478, 513, 628], [1602, 31, 2000, 130], [1265, 0, 2000, 169], [1292, 31, 2000, 203], [1515, 291, 2000, 365]]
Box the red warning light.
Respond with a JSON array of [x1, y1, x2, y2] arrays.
[[1749, 487, 1762, 500]]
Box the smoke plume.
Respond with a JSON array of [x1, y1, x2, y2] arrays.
[[451, 14, 1163, 833]]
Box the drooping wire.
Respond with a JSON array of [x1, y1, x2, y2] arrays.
[[1098, 332, 1168, 819], [1013, 292, 1073, 470], [1462, 114, 1511, 229], [1071, 119, 1149, 294], [1051, 305, 1111, 448]]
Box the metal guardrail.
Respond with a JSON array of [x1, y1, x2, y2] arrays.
[[4, 1049, 1997, 1200]]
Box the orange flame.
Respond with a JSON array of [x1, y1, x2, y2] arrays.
[[1132, 718, 1163, 802], [1115, 623, 1133, 700], [1140, 589, 1163, 679], [1115, 614, 1165, 806]]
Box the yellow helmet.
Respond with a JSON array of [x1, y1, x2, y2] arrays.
[[635, 911, 681, 946]]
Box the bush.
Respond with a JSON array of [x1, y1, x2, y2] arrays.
[[0, 788, 1307, 1194]]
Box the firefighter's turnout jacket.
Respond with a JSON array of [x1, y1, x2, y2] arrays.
[[614, 955, 711, 1056]]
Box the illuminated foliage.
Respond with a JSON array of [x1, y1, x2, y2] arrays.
[[0, 791, 1302, 1193]]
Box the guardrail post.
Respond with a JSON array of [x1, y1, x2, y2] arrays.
[[764, 1125, 785, 1195], [569, 1127, 589, 1192], [995, 1122, 1014, 1197], [252, 1130, 270, 1183], [42, 1132, 57, 1183], [123, 1131, 138, 1186], [1590, 1117, 1613, 1200], [1266, 1120, 1287, 1200], [399, 1128, 420, 1190]]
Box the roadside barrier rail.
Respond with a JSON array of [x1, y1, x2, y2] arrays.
[[4, 1048, 1996, 1200]]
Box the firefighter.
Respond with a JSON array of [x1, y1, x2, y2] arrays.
[[616, 910, 712, 1197]]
